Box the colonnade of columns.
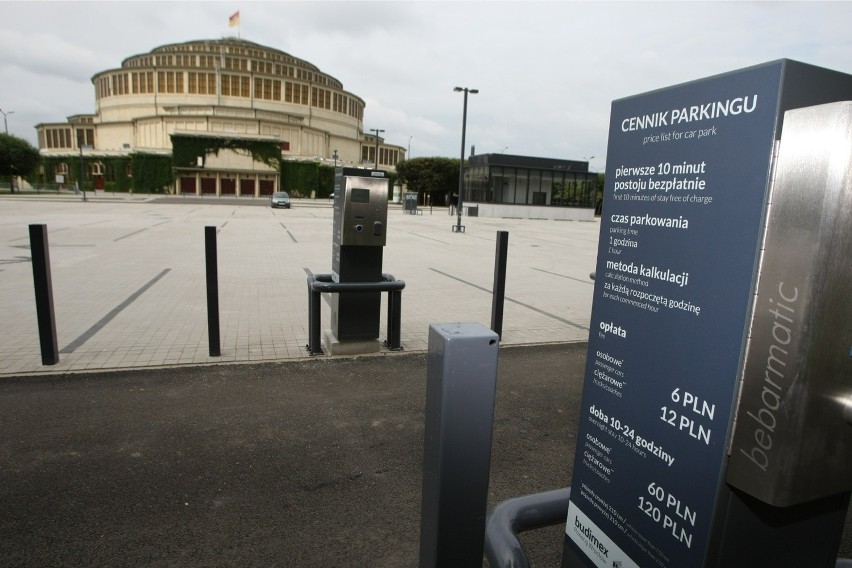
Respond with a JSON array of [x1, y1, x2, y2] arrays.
[[176, 171, 279, 197]]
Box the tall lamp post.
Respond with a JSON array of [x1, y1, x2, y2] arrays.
[[453, 86, 478, 233], [0, 108, 13, 134], [333, 149, 338, 167], [1, 108, 13, 193], [408, 136, 413, 160], [370, 128, 384, 170], [78, 142, 92, 203]]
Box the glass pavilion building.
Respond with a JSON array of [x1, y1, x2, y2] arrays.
[[463, 154, 599, 220]]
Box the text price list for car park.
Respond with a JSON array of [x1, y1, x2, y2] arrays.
[[582, 153, 720, 564]]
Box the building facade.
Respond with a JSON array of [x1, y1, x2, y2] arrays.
[[463, 154, 599, 220], [35, 38, 405, 196]]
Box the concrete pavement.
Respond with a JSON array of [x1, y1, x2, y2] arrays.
[[0, 194, 599, 376]]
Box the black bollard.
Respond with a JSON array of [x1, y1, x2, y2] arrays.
[[29, 225, 59, 365], [205, 226, 220, 357], [490, 230, 509, 338]]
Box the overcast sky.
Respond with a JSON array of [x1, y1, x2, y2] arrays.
[[2, 1, 850, 169]]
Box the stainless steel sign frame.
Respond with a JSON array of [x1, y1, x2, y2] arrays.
[[727, 101, 852, 507]]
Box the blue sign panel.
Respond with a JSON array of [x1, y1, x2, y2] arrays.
[[566, 62, 785, 567]]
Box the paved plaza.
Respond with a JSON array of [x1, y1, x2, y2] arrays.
[[0, 194, 599, 376]]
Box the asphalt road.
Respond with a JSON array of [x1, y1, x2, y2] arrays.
[[1, 343, 849, 567], [0, 344, 585, 567]]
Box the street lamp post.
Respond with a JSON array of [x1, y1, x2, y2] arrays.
[[0, 108, 13, 134], [370, 128, 384, 170], [1, 108, 14, 193], [453, 86, 478, 233], [408, 136, 413, 160], [78, 143, 93, 203], [333, 149, 338, 167]]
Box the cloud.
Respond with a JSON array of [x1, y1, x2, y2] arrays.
[[2, 0, 851, 160], [0, 30, 111, 83]]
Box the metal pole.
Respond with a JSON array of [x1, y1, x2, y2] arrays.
[[28, 225, 59, 365], [3, 108, 16, 193], [456, 91, 467, 231], [453, 87, 477, 232], [205, 226, 220, 357], [491, 230, 509, 338], [370, 128, 384, 170], [419, 322, 499, 567], [0, 108, 12, 134], [307, 278, 322, 355], [386, 289, 402, 350], [78, 142, 88, 202]]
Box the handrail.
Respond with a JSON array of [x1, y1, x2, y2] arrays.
[[306, 273, 405, 355], [484, 487, 571, 568]]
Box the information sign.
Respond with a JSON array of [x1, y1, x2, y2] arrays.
[[564, 62, 786, 567]]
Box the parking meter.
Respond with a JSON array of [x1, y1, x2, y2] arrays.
[[330, 168, 389, 341]]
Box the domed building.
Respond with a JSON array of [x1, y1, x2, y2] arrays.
[[35, 38, 405, 196]]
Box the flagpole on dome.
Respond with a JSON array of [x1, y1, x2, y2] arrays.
[[229, 10, 241, 39]]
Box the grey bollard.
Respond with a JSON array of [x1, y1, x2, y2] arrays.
[[419, 322, 500, 567]]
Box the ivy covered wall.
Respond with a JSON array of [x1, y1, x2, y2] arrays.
[[130, 154, 172, 193], [171, 135, 281, 170], [280, 160, 397, 199], [34, 140, 398, 197], [38, 154, 168, 193]]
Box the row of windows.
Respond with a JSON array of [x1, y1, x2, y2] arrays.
[[95, 71, 363, 119], [158, 71, 184, 94], [111, 74, 129, 95], [361, 146, 400, 167], [255, 78, 281, 101], [50, 162, 132, 179], [152, 42, 304, 67], [43, 128, 72, 149], [221, 74, 250, 97], [188, 72, 216, 95], [42, 128, 95, 149], [123, 52, 340, 88], [285, 82, 309, 104], [465, 166, 596, 208], [133, 71, 154, 94]]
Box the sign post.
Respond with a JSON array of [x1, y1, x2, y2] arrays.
[[563, 60, 852, 567]]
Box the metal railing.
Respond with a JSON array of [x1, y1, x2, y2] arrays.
[[305, 273, 405, 355], [484, 488, 571, 568]]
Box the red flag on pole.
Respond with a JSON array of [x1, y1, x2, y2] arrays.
[[229, 11, 240, 27]]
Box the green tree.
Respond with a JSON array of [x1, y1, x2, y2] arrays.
[[0, 133, 40, 193], [395, 157, 459, 206]]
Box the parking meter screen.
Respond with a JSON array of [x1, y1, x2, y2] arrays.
[[351, 188, 370, 203]]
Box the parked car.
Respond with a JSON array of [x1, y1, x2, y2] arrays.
[[270, 191, 291, 208]]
